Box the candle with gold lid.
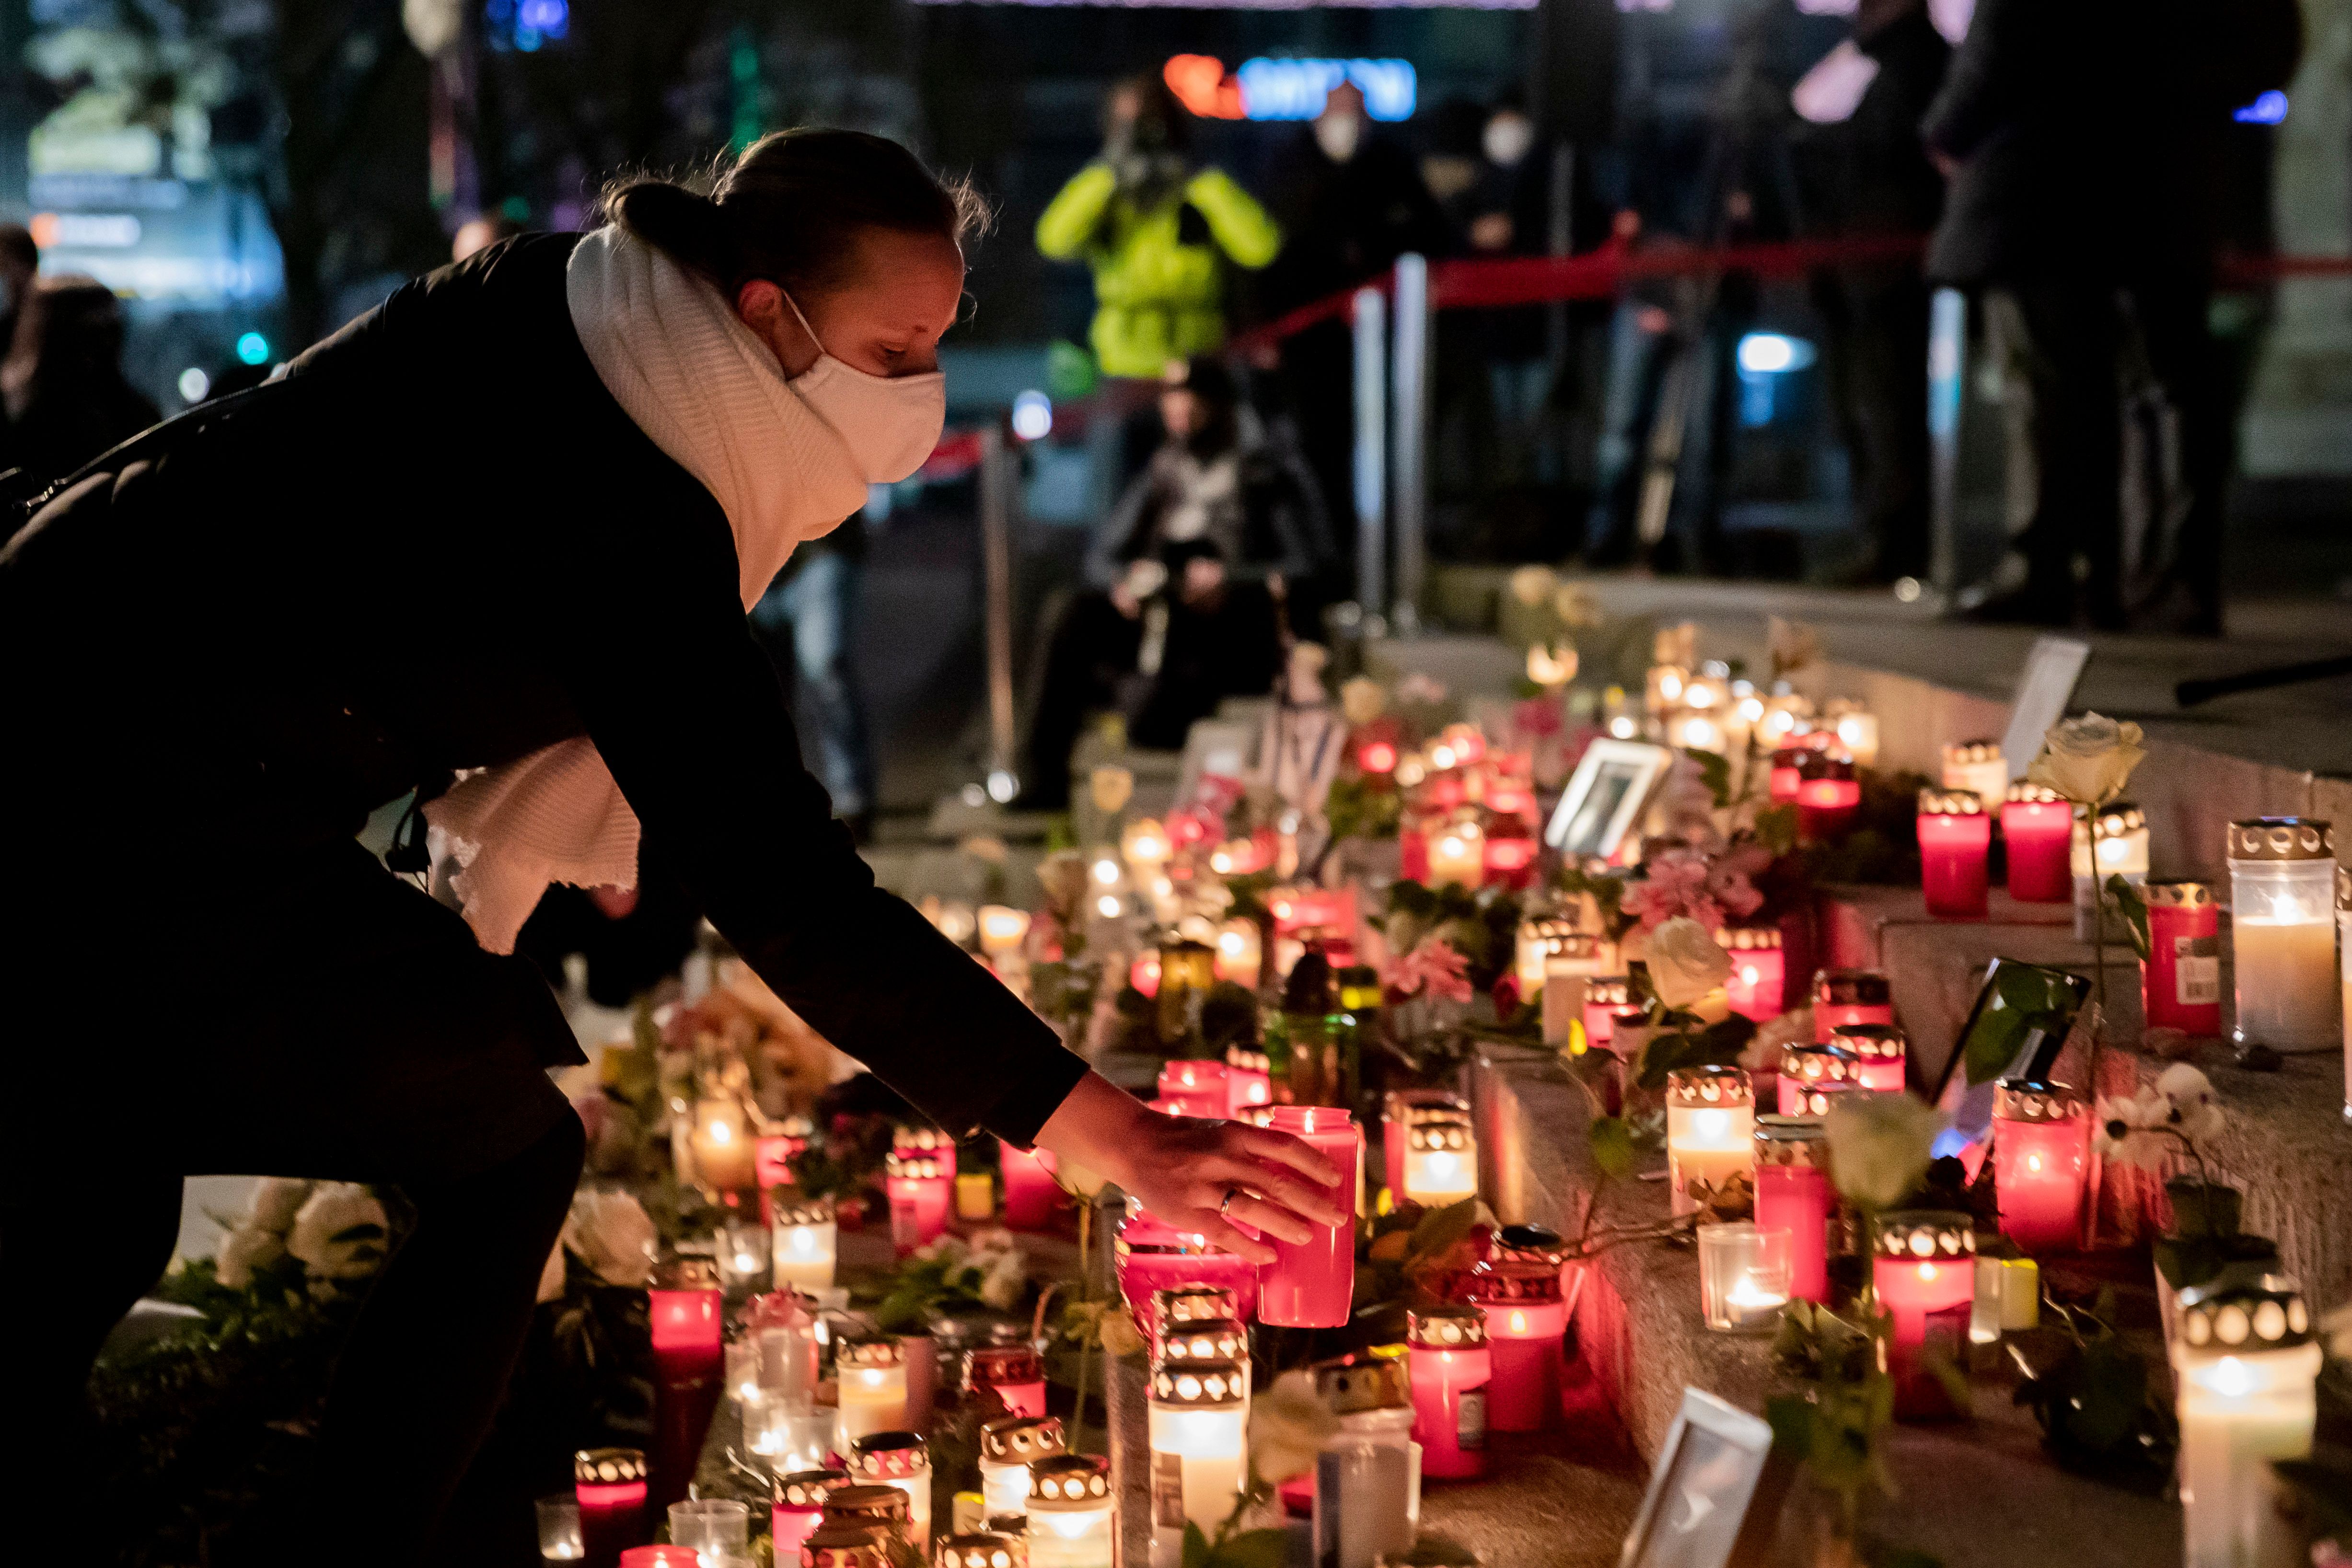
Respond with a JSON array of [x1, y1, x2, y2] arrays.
[[798, 1523, 892, 1568], [1026, 1454, 1115, 1568], [884, 1152, 951, 1253], [834, 1336, 908, 1448], [1778, 1041, 1860, 1116], [1872, 1211, 1977, 1420], [1666, 1066, 1754, 1217], [1813, 968, 1893, 1041], [846, 1430, 933, 1549], [1992, 1079, 2086, 1253], [1471, 1224, 1568, 1431], [1406, 1305, 1491, 1479], [2143, 880, 2223, 1036], [1717, 925, 1785, 1022], [574, 1447, 649, 1568], [1785, 1076, 1863, 1119], [978, 1414, 1065, 1520], [1795, 752, 1860, 843], [1147, 1359, 1248, 1565], [771, 1469, 850, 1561], [1917, 788, 1991, 919], [1753, 1117, 1830, 1302], [1828, 1023, 1907, 1094], [2003, 781, 2073, 903], [770, 1194, 837, 1292], [1402, 1110, 1479, 1207], [1155, 1317, 1251, 1372], [2173, 1269, 2321, 1568], [1581, 976, 1639, 1054], [2227, 818, 2339, 1052], [1941, 738, 2007, 807]]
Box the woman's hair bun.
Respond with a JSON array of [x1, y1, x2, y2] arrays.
[[603, 179, 736, 282]]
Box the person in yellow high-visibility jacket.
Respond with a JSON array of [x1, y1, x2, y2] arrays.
[[1036, 75, 1281, 379]]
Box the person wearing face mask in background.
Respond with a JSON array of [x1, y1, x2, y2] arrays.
[[0, 129, 1346, 1557], [1263, 81, 1450, 600]]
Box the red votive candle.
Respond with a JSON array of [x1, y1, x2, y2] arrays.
[[1225, 1046, 1273, 1116], [754, 1120, 810, 1226], [1813, 969, 1894, 1041], [619, 1548, 700, 1568], [1795, 755, 1860, 843], [2002, 783, 2074, 903], [1830, 1023, 1908, 1094], [1483, 832, 1538, 890], [885, 1153, 952, 1254], [1158, 1060, 1231, 1120], [1992, 1080, 2087, 1253], [966, 1345, 1049, 1420], [1872, 1212, 1977, 1420], [892, 1125, 957, 1181], [648, 1259, 724, 1506], [1777, 1042, 1860, 1116], [2142, 880, 2223, 1036], [1718, 926, 1785, 1022], [1257, 1105, 1358, 1328], [1754, 1118, 1831, 1304], [1115, 1206, 1259, 1342], [576, 1448, 649, 1568], [1383, 1089, 1468, 1199], [1407, 1306, 1490, 1479], [1917, 788, 1992, 918], [999, 1139, 1060, 1231], [1581, 976, 1635, 1053], [1471, 1226, 1568, 1432], [1399, 826, 1429, 884], [1769, 746, 1807, 806], [772, 1470, 850, 1562]]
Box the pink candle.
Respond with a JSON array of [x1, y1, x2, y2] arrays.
[[1754, 1118, 1831, 1303], [885, 1154, 952, 1254], [1158, 1060, 1231, 1121], [1992, 1080, 2087, 1253], [2142, 881, 2223, 1036], [1796, 772, 1861, 843], [647, 1261, 723, 1507], [1718, 927, 1785, 1022], [1399, 825, 1429, 883], [1115, 1207, 1258, 1342], [1829, 1024, 1907, 1094], [965, 1346, 1049, 1419], [1257, 1105, 1357, 1328], [1471, 1227, 1567, 1432], [1407, 1306, 1491, 1479], [1917, 790, 1992, 918], [892, 1125, 958, 1181], [1777, 1043, 1860, 1116], [1873, 1212, 1977, 1420], [1224, 1046, 1273, 1115], [1812, 969, 1893, 1042], [576, 1448, 650, 1568], [771, 1470, 849, 1563], [754, 1123, 809, 1225], [2001, 787, 2074, 903], [1482, 832, 1538, 890], [999, 1139, 1061, 1231], [1769, 747, 1806, 805], [1581, 976, 1635, 1053]]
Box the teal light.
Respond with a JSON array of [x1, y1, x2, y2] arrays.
[[236, 331, 270, 366]]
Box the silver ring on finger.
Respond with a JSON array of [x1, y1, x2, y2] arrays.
[[1219, 1185, 1242, 1217]]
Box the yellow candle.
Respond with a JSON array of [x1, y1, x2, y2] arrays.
[[1426, 821, 1484, 888], [690, 1098, 759, 1193], [956, 1171, 996, 1221], [2234, 916, 2338, 1046], [1666, 1068, 1755, 1218]]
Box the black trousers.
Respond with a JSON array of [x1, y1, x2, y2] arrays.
[[1, 838, 585, 1563], [1817, 264, 1933, 582]]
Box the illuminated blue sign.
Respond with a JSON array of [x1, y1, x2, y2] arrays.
[[1233, 58, 1416, 122], [2235, 91, 2288, 125]]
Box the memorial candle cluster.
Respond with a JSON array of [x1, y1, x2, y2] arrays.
[[1915, 788, 1991, 918], [2002, 782, 2074, 903], [2172, 1270, 2321, 1568], [1471, 1225, 1568, 1431], [2141, 880, 2222, 1037], [977, 1414, 1065, 1520], [1873, 1212, 1977, 1420], [2227, 817, 2340, 1053], [1665, 1066, 1755, 1218], [1991, 1079, 2086, 1254]]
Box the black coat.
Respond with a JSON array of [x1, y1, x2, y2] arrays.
[[0, 232, 1083, 1145]]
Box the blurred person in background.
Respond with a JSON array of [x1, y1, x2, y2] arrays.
[[0, 224, 37, 368], [749, 510, 879, 842], [0, 275, 160, 496], [1582, 208, 1705, 567], [1022, 356, 1312, 808]]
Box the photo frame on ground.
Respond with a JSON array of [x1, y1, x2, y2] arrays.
[[1547, 738, 1674, 862], [1621, 1387, 1778, 1568], [1929, 957, 2093, 1169], [1997, 636, 2092, 783], [1174, 718, 1261, 808]]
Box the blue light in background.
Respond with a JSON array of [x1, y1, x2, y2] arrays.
[[1010, 389, 1053, 442], [1735, 332, 1818, 427], [1235, 58, 1416, 122], [2235, 90, 2288, 125], [236, 331, 270, 366]]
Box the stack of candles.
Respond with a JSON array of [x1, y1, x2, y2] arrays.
[[575, 1448, 650, 1568], [1153, 1283, 1242, 1358], [967, 1345, 1048, 1420], [1778, 1042, 1856, 1117], [771, 1470, 850, 1563], [1916, 788, 1991, 918], [1813, 969, 1894, 1039], [978, 1414, 1065, 1520], [1113, 1206, 1258, 1340], [1697, 1222, 1793, 1331], [1146, 1351, 1248, 1568], [2002, 782, 2074, 903], [822, 1484, 913, 1554], [846, 1431, 933, 1550], [1471, 1225, 1569, 1432], [1752, 1118, 1831, 1303], [1025, 1455, 1117, 1568], [647, 1258, 724, 1506], [2171, 1270, 2322, 1568], [1665, 1066, 1755, 1218], [1941, 739, 2007, 807], [1991, 1080, 2087, 1254], [2074, 801, 2150, 942], [1794, 752, 1860, 843], [2141, 881, 2223, 1037], [770, 1196, 838, 1292], [753, 1115, 812, 1225], [1407, 1306, 1491, 1480], [1157, 1059, 1230, 1120], [1258, 1105, 1359, 1328], [1403, 1110, 1480, 1207], [999, 1142, 1060, 1231], [1581, 977, 1642, 1056], [1829, 1023, 1908, 1093], [2226, 818, 2340, 1054], [892, 1125, 958, 1178], [1224, 1046, 1273, 1115], [1309, 1358, 1419, 1568], [885, 1152, 951, 1254], [1872, 1211, 1977, 1420], [1718, 926, 1786, 1022], [834, 1337, 909, 1449]]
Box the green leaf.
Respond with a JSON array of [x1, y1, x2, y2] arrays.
[[2106, 874, 2153, 962], [1994, 961, 2059, 1015], [1183, 1522, 1212, 1568], [1764, 1394, 1818, 1461], [1407, 1197, 1481, 1261], [1204, 1529, 1291, 1568], [1588, 1115, 1636, 1182], [1688, 748, 1733, 808], [1960, 1008, 2028, 1087]]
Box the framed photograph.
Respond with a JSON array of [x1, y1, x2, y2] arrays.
[[1929, 958, 2093, 1169], [1621, 1388, 1777, 1568], [1175, 718, 1261, 808], [1997, 635, 2091, 784], [1546, 738, 1674, 862]]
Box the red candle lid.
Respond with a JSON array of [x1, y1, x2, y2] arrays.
[[1812, 969, 1891, 1007], [885, 1152, 946, 1181], [966, 1345, 1046, 1387]]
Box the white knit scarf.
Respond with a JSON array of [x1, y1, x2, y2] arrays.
[[423, 225, 870, 953]]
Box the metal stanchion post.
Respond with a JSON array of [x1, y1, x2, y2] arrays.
[[1927, 287, 1967, 600], [978, 425, 1019, 804], [1351, 286, 1388, 629], [1390, 253, 1430, 635]]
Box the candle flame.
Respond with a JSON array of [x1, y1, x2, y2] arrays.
[[1509, 1310, 1528, 1334], [1917, 1263, 1938, 1282]]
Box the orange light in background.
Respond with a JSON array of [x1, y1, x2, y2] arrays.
[[1164, 55, 1245, 118]]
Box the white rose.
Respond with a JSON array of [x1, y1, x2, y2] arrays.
[[1822, 1093, 1945, 1212], [1249, 1371, 1341, 1485], [1508, 564, 1560, 608], [1646, 917, 1731, 1011], [287, 1184, 391, 1279], [563, 1188, 657, 1288], [1340, 677, 1387, 728], [2026, 713, 2146, 806], [978, 1248, 1028, 1311], [246, 1176, 314, 1235], [216, 1223, 286, 1289]]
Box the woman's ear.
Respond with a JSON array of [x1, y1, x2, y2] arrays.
[[734, 278, 821, 378]]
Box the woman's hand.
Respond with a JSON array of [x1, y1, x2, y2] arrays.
[[1034, 1071, 1348, 1265]]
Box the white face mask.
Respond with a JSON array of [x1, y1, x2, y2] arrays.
[[1484, 113, 1534, 169], [781, 290, 946, 485]]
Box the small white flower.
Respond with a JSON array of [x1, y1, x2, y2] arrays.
[[287, 1184, 391, 1280], [2092, 1092, 2171, 1170], [1646, 917, 1732, 1011], [978, 1248, 1027, 1311], [1822, 1093, 1944, 1211], [1249, 1371, 1340, 1486], [2155, 1064, 2224, 1141], [2026, 713, 2146, 806], [215, 1223, 285, 1289]]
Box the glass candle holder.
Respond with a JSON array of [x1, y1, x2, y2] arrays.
[[1026, 1455, 1116, 1568], [979, 1414, 1066, 1519], [751, 1290, 818, 1400], [998, 1141, 1060, 1231], [717, 1219, 771, 1295], [834, 1337, 908, 1449], [574, 1448, 649, 1568], [1917, 788, 1992, 918], [1258, 1105, 1358, 1328], [773, 1471, 851, 1563], [2143, 881, 2223, 1036], [2173, 1271, 2323, 1568], [2074, 801, 2150, 941], [2228, 818, 2340, 1051], [1148, 1359, 1248, 1562], [744, 1389, 834, 1472], [1992, 1080, 2087, 1254], [691, 1097, 760, 1196], [1969, 1254, 2041, 1345], [753, 1118, 811, 1226], [1114, 1207, 1258, 1341], [1777, 1042, 1858, 1117], [1872, 1212, 1977, 1420], [1829, 1023, 1907, 1094], [1795, 754, 1860, 843], [669, 1499, 750, 1565], [847, 1431, 932, 1549], [2002, 783, 2074, 903], [1666, 1066, 1754, 1218], [1941, 739, 2007, 808], [1158, 1059, 1230, 1120], [537, 1494, 584, 1564], [771, 1197, 838, 1292], [648, 1259, 724, 1506], [1402, 1112, 1479, 1207], [1471, 1224, 1568, 1432], [1582, 976, 1635, 1054], [885, 1153, 952, 1254], [1813, 969, 1893, 1042], [1719, 926, 1786, 1022], [967, 1346, 1049, 1420], [1699, 1222, 1792, 1331], [1224, 1046, 1273, 1116], [1754, 1117, 1831, 1304], [620, 1547, 701, 1568], [938, 1533, 1030, 1568], [1310, 1357, 1419, 1568], [727, 1338, 762, 1410], [1406, 1306, 1490, 1480]]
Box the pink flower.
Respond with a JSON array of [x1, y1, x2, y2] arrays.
[[1622, 850, 1724, 932], [1388, 938, 1474, 1005]]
